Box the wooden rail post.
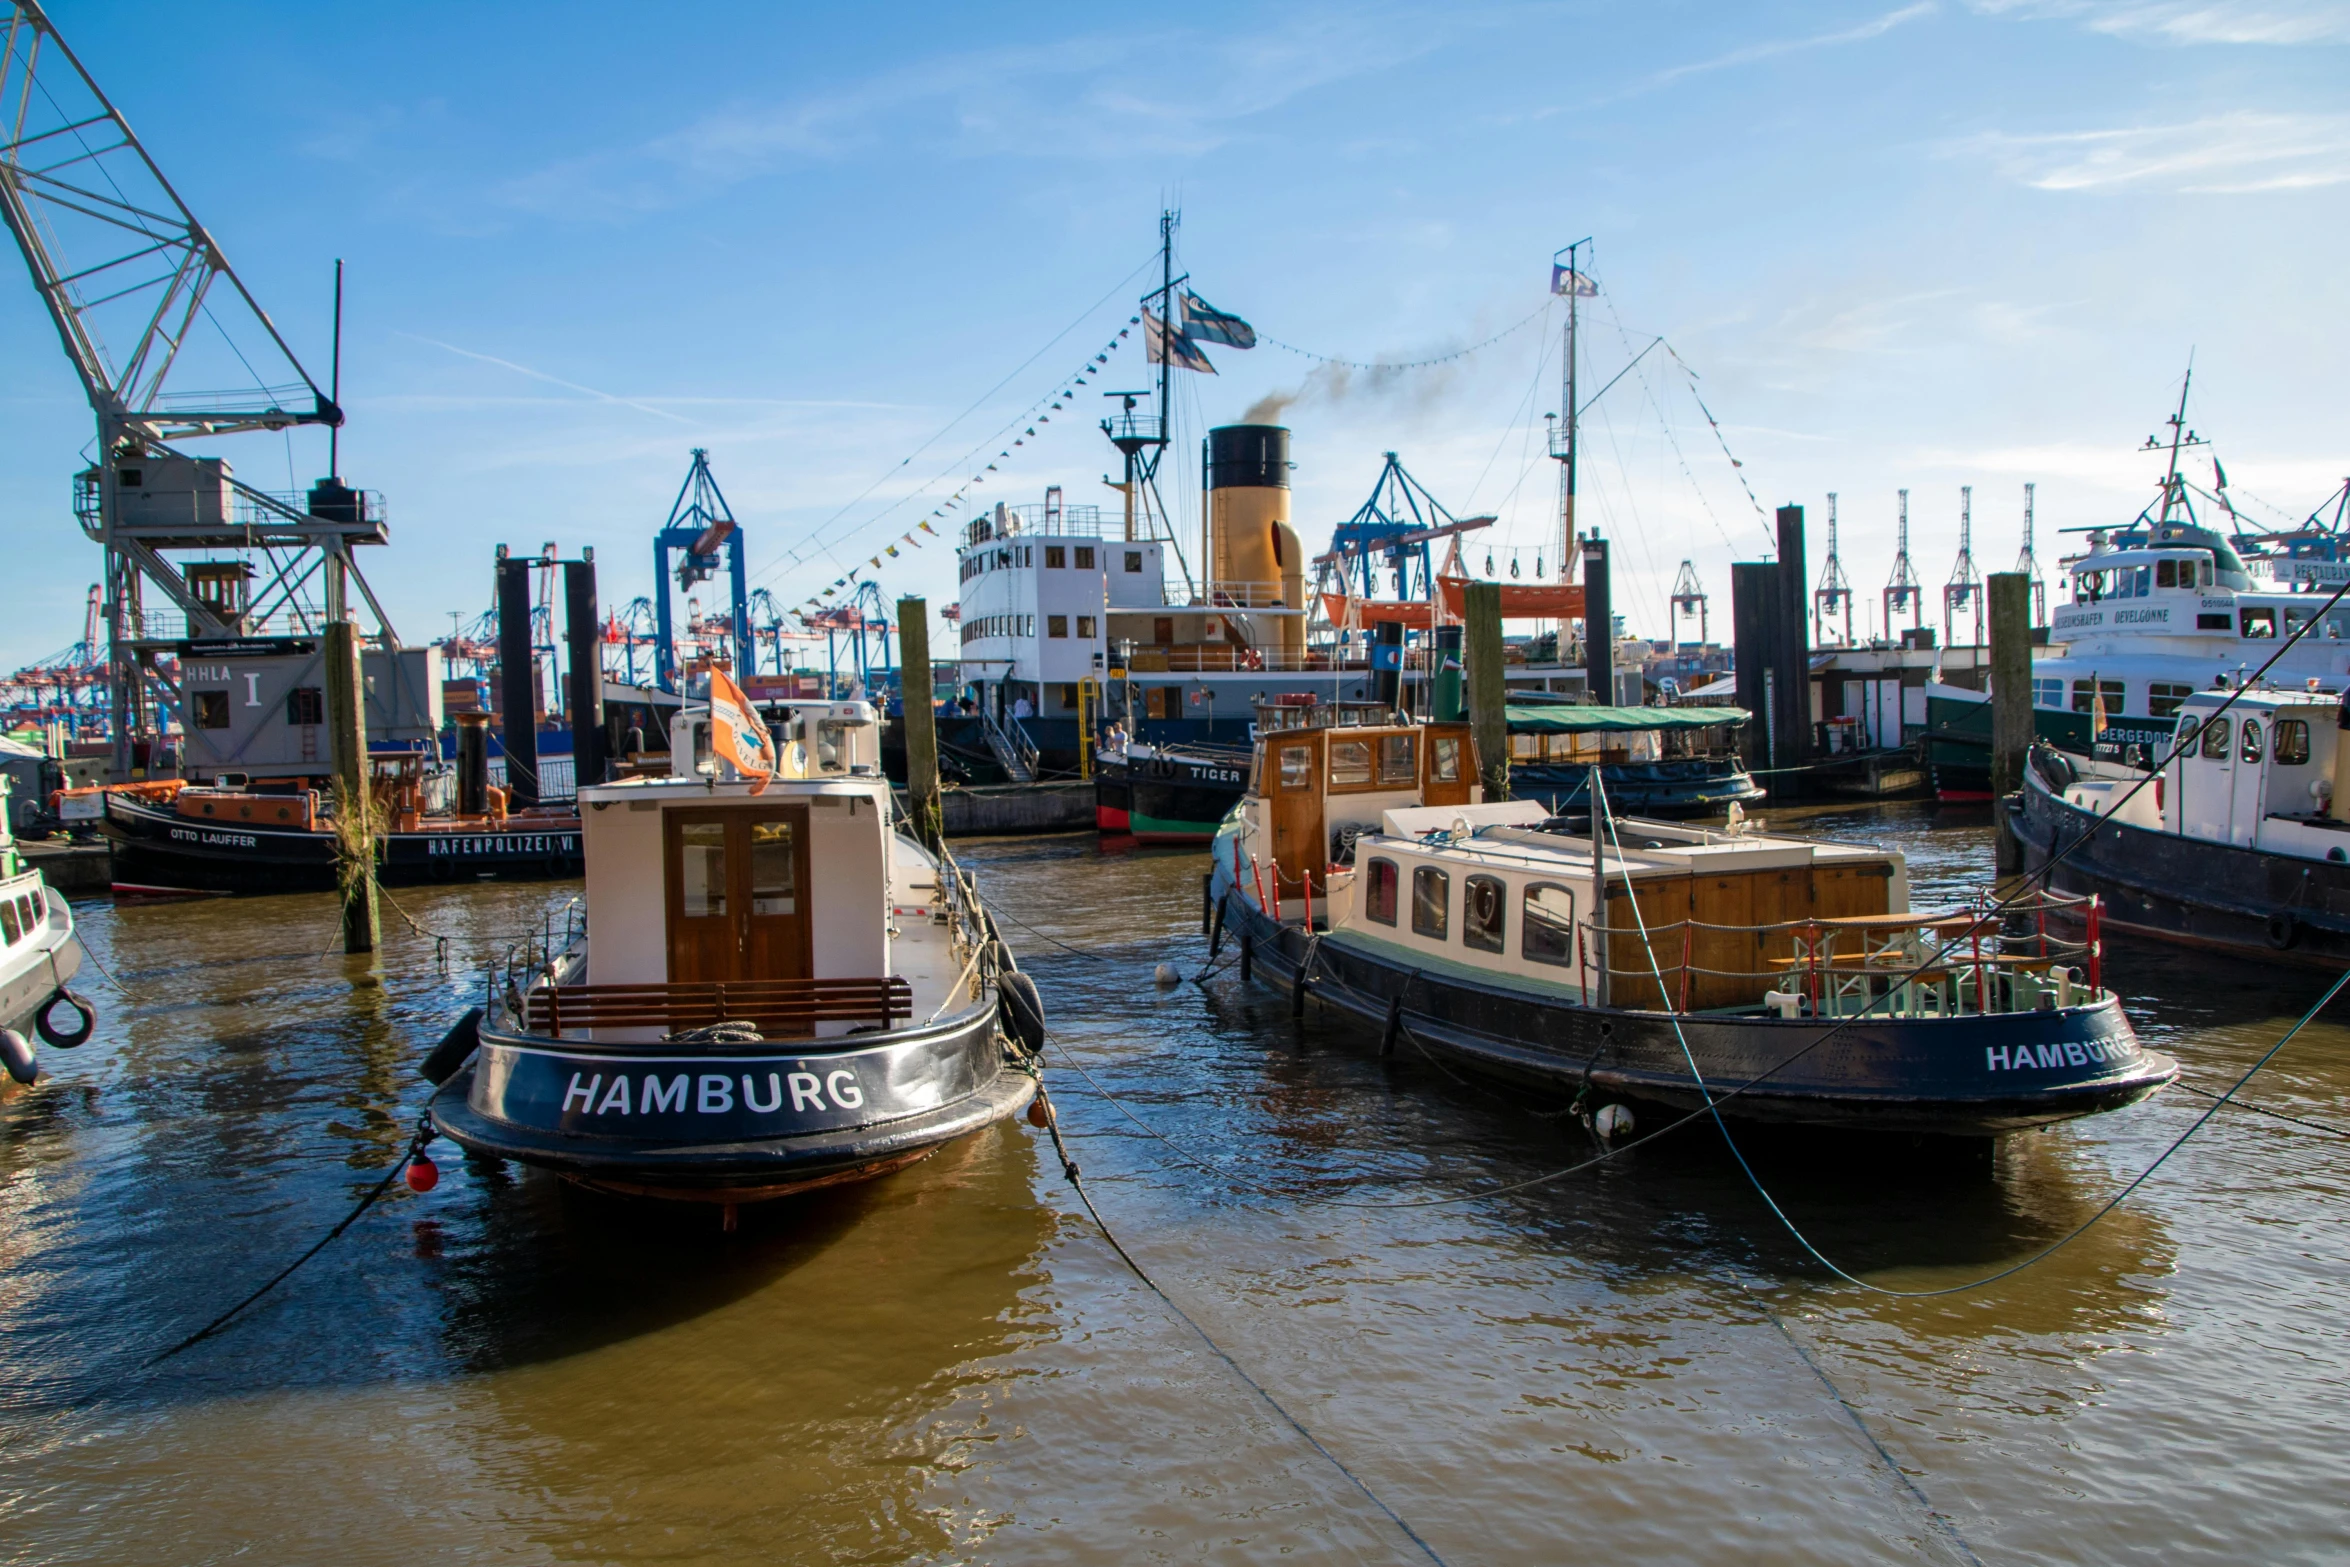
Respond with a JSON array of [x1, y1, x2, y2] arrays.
[[325, 617, 379, 955], [896, 597, 944, 851], [1465, 579, 1509, 801]]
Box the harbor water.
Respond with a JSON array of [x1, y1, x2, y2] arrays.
[[4, 804, 2348, 1564]]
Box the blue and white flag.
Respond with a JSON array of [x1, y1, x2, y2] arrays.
[[1180, 290, 1256, 349], [1144, 310, 1217, 374], [1551, 265, 1598, 297]]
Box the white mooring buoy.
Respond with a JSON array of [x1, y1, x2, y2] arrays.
[[1153, 962, 1181, 988], [1593, 1102, 1634, 1141]]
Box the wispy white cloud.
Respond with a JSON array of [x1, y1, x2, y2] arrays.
[[496, 13, 1452, 220], [1970, 0, 2350, 45], [1945, 111, 2350, 191], [1644, 1, 1939, 90], [398, 334, 698, 424]]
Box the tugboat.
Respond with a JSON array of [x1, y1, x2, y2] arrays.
[[2014, 689, 2350, 966], [0, 778, 95, 1089], [422, 676, 1042, 1218], [1211, 711, 2173, 1135], [96, 729, 582, 896]]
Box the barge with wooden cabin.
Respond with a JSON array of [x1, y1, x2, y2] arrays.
[[1210, 709, 2173, 1136]]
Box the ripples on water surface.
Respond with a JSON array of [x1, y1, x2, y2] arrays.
[[2, 802, 2347, 1564]]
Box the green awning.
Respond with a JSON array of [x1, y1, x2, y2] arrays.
[[1504, 703, 1749, 734]]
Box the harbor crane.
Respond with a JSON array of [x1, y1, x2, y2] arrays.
[[652, 449, 750, 691], [1813, 492, 1853, 647], [1669, 560, 1709, 646], [1943, 485, 1983, 649], [0, 1, 396, 770], [1884, 488, 1922, 639], [2016, 482, 2046, 626]]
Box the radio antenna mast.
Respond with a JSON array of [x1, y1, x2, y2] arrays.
[[1884, 489, 1921, 638]]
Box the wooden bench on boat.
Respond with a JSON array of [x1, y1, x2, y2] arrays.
[[524, 977, 915, 1040]]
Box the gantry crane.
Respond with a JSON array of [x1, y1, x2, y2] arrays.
[[1884, 489, 1922, 639], [1669, 559, 1709, 645], [2016, 482, 2046, 626], [1943, 485, 1983, 649], [1813, 491, 1853, 646], [652, 449, 749, 690], [0, 2, 396, 769]]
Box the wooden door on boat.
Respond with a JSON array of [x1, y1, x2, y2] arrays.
[[662, 805, 813, 982], [1266, 730, 1326, 888]]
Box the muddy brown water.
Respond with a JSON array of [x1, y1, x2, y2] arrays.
[[3, 803, 2348, 1564]]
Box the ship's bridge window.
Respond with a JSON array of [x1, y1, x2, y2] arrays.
[[1365, 857, 1398, 925], [2156, 559, 2181, 588], [1464, 874, 1506, 953], [1330, 738, 1373, 789], [1522, 883, 1577, 966], [2198, 716, 2232, 760], [1378, 733, 1417, 786], [2070, 678, 2124, 715], [1411, 866, 1449, 939], [1277, 742, 1314, 791], [2241, 720, 2265, 763], [1125, 552, 1143, 573], [1045, 546, 1065, 569], [2242, 606, 2278, 638], [2032, 678, 2064, 708], [2276, 719, 2311, 765], [1431, 735, 1463, 783], [2148, 682, 2195, 718], [1075, 546, 1095, 570]]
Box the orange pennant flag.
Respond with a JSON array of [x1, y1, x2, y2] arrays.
[[708, 666, 777, 795]]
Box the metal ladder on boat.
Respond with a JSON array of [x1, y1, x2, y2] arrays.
[[981, 712, 1037, 783]]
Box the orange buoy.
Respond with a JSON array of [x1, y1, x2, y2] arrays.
[[405, 1156, 440, 1193]]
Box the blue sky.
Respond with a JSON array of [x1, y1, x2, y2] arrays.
[[0, 0, 2343, 666]]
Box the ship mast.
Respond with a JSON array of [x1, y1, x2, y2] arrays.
[[2144, 363, 2206, 529]]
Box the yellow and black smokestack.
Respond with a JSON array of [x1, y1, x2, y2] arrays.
[[1206, 424, 1306, 662]]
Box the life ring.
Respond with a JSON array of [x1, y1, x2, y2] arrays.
[[997, 970, 1046, 1056], [34, 990, 95, 1049], [2266, 912, 2299, 951]]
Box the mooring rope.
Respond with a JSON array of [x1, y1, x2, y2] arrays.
[[149, 1111, 439, 1364], [1026, 1080, 1450, 1566], [2170, 1077, 2350, 1141], [1595, 771, 2350, 1299]]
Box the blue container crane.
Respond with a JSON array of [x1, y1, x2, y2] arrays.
[[653, 449, 750, 691]]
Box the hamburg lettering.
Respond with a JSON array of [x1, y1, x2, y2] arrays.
[[558, 1065, 867, 1115], [1984, 1041, 2130, 1071]]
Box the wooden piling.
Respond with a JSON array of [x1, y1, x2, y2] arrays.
[[325, 618, 378, 954], [1465, 579, 1509, 801], [1989, 571, 2031, 874], [896, 598, 944, 850]]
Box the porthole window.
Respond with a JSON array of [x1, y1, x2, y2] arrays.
[[1411, 866, 1449, 940], [1464, 874, 1505, 953], [2276, 719, 2311, 766], [1523, 883, 1576, 966]]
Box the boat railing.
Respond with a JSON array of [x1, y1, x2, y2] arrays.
[[1584, 891, 2105, 1019]]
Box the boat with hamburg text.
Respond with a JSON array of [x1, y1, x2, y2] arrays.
[[421, 687, 1042, 1218], [1209, 708, 2173, 1137]]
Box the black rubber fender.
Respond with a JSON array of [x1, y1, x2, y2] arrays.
[[998, 971, 1046, 1056], [422, 1006, 484, 1086], [2266, 912, 2299, 951], [34, 990, 94, 1049], [0, 1027, 35, 1085]]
